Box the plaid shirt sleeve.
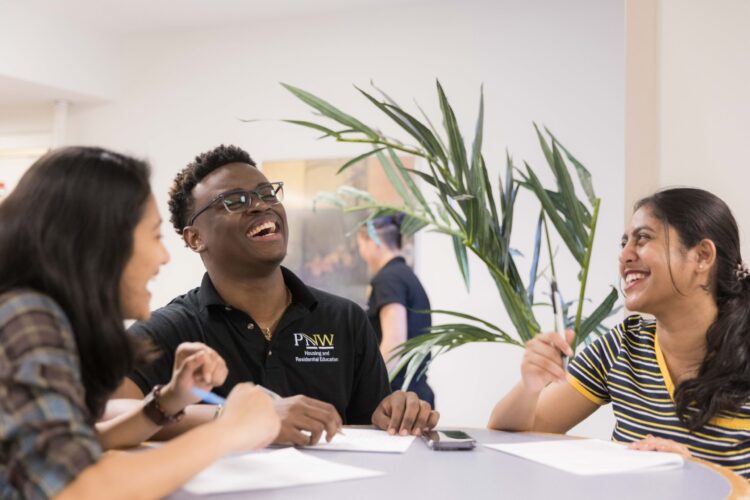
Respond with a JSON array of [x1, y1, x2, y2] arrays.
[[0, 291, 101, 500]]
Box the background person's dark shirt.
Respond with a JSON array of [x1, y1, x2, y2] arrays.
[[366, 256, 435, 407], [128, 268, 390, 424]]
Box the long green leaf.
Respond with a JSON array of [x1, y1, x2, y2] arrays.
[[533, 122, 554, 168], [574, 198, 602, 334], [312, 191, 346, 211], [414, 99, 450, 153], [280, 119, 338, 137], [452, 235, 470, 290], [527, 210, 544, 303], [386, 149, 432, 216], [551, 141, 587, 242], [436, 80, 469, 188], [335, 185, 376, 203], [576, 287, 618, 347], [375, 149, 413, 207], [545, 190, 592, 224], [336, 147, 387, 174], [399, 214, 429, 236], [545, 126, 597, 205], [282, 83, 378, 138], [520, 164, 585, 263], [356, 87, 447, 164]]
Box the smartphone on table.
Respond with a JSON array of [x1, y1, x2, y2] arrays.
[[422, 430, 476, 451]]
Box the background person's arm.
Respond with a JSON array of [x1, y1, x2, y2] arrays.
[[378, 303, 408, 371]]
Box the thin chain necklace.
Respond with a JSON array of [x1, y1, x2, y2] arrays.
[[258, 287, 292, 342]]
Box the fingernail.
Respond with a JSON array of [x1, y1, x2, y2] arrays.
[[400, 429, 408, 436], [388, 428, 395, 435]]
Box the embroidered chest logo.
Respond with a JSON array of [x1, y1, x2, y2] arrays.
[[292, 333, 339, 363]]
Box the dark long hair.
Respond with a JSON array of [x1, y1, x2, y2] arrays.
[[636, 188, 750, 430], [0, 147, 153, 420]]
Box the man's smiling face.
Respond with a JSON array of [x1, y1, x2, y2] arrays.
[[187, 162, 288, 274]]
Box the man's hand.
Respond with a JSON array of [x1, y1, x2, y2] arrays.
[[273, 395, 343, 446], [371, 390, 439, 436]]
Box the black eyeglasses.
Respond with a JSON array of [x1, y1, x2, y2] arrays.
[[188, 181, 284, 226]]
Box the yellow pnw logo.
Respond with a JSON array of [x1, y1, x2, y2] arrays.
[[293, 333, 335, 349]]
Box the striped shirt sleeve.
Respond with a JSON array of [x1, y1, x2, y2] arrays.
[[567, 322, 626, 405], [0, 292, 101, 499]]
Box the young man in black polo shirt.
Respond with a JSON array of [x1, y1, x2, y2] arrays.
[[111, 145, 439, 445]]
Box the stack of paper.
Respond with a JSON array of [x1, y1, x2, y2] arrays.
[[307, 428, 416, 453], [183, 448, 383, 495], [486, 439, 684, 475]]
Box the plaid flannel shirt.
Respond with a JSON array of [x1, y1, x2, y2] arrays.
[[0, 290, 101, 499]]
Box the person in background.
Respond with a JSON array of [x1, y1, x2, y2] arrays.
[[489, 187, 750, 478], [0, 147, 280, 500], [111, 145, 439, 446], [357, 214, 435, 408]]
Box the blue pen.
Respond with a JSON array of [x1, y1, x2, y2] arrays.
[[191, 386, 283, 403], [191, 387, 225, 405]]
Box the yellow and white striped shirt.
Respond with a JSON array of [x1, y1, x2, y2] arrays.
[[569, 314, 750, 478]]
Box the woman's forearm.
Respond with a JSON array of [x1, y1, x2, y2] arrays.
[[487, 382, 542, 431], [97, 400, 217, 449], [56, 420, 236, 500]]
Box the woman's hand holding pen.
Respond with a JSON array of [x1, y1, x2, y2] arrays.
[[160, 342, 229, 414], [520, 330, 575, 393]]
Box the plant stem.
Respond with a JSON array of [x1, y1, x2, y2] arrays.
[[574, 198, 601, 345]]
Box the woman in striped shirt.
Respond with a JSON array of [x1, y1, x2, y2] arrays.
[[489, 187, 750, 477]]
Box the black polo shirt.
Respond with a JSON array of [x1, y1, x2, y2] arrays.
[[128, 267, 390, 424]]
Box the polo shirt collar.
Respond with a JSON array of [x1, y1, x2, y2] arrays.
[[197, 266, 318, 311]]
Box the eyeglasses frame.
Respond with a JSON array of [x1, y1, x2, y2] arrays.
[[187, 181, 284, 226]]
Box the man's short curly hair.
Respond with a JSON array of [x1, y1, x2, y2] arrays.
[[169, 144, 257, 234]]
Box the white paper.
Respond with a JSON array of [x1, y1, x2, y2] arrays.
[[486, 439, 684, 475], [183, 447, 383, 494], [306, 428, 416, 453]]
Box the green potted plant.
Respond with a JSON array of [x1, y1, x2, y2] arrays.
[[279, 81, 619, 389]]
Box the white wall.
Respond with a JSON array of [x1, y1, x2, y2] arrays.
[[0, 1, 120, 100], [59, 0, 624, 434], [659, 0, 750, 252]]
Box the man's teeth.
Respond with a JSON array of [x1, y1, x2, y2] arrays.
[[249, 221, 276, 236], [626, 272, 647, 284]]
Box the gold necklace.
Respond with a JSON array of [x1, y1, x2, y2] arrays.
[[259, 287, 292, 342]]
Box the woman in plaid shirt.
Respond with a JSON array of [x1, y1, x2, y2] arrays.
[[0, 147, 280, 499]]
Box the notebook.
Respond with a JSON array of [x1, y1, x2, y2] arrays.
[[183, 447, 383, 494], [486, 438, 684, 475]]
